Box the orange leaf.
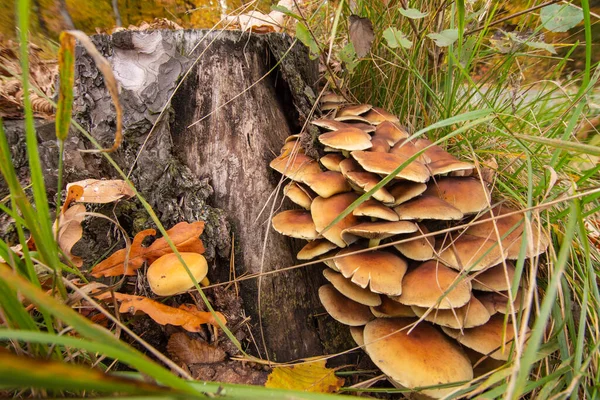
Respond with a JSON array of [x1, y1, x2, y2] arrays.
[[91, 221, 205, 277], [55, 185, 85, 267], [67, 179, 135, 204]]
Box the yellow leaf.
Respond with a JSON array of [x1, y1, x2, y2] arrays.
[[265, 360, 344, 393]]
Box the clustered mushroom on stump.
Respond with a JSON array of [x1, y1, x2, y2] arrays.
[[270, 96, 549, 398]]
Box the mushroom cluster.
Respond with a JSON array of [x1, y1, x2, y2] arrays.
[[270, 97, 548, 398]]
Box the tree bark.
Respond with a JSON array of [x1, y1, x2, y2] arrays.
[[71, 30, 352, 362]]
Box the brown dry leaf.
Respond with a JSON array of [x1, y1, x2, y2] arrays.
[[348, 15, 374, 58], [66, 179, 135, 204], [265, 359, 344, 393], [55, 185, 85, 267], [167, 332, 226, 364], [101, 292, 226, 332], [91, 221, 205, 277]]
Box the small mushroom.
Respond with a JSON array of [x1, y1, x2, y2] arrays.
[[323, 269, 382, 307], [412, 296, 490, 329], [303, 171, 352, 198], [371, 296, 416, 318], [438, 234, 507, 272], [319, 153, 346, 172], [351, 151, 430, 183], [337, 103, 373, 117], [318, 127, 373, 152], [345, 171, 395, 204], [272, 209, 319, 240], [394, 195, 463, 220], [369, 136, 391, 153], [297, 239, 338, 260], [341, 221, 418, 242], [471, 262, 516, 292], [270, 153, 322, 183], [349, 326, 365, 346], [353, 199, 399, 221], [387, 181, 428, 206], [311, 192, 360, 247], [374, 121, 409, 146], [424, 177, 490, 215], [318, 284, 374, 326], [362, 107, 400, 125], [393, 223, 435, 261], [147, 252, 208, 296], [283, 182, 313, 210]]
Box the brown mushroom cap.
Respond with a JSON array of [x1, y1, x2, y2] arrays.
[[438, 234, 507, 272], [424, 177, 490, 215], [442, 314, 519, 361], [388, 181, 428, 206], [364, 318, 473, 399], [321, 93, 347, 103], [352, 151, 430, 183], [312, 118, 375, 133], [337, 103, 373, 117], [342, 221, 418, 242], [147, 252, 208, 296], [412, 296, 491, 329], [471, 262, 516, 292], [362, 107, 400, 125], [350, 326, 365, 347], [320, 153, 346, 172], [270, 153, 322, 182], [393, 224, 435, 261], [280, 140, 304, 155], [311, 192, 360, 247], [477, 290, 524, 315], [318, 284, 374, 326], [353, 199, 399, 221], [428, 158, 475, 176], [335, 115, 372, 123], [371, 296, 416, 318], [318, 127, 373, 151], [323, 269, 382, 306], [370, 136, 391, 152], [345, 171, 395, 204], [321, 102, 341, 111], [297, 239, 338, 260], [339, 158, 362, 176], [394, 261, 472, 309], [334, 246, 408, 296], [272, 209, 319, 240], [283, 182, 312, 210], [394, 195, 463, 220], [390, 139, 430, 163], [303, 171, 352, 198], [374, 121, 409, 146]]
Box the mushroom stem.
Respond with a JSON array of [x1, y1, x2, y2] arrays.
[[200, 277, 210, 287], [368, 238, 381, 248]]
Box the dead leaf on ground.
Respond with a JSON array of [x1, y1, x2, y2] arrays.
[[167, 332, 226, 364], [191, 361, 268, 385], [265, 359, 344, 393], [222, 0, 295, 33], [91, 221, 205, 277], [67, 179, 135, 204], [98, 292, 226, 332], [55, 185, 85, 267], [348, 15, 374, 58]]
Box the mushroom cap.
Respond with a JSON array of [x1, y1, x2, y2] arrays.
[[424, 177, 490, 215], [369, 136, 391, 152], [442, 314, 519, 361], [388, 181, 428, 206], [318, 127, 373, 151], [334, 246, 408, 296], [428, 158, 475, 176], [147, 252, 208, 296], [438, 234, 507, 272], [321, 102, 341, 111], [312, 118, 375, 133], [272, 209, 319, 240], [349, 326, 365, 347], [321, 93, 347, 103], [393, 261, 472, 309], [364, 318, 473, 398], [318, 284, 374, 326], [351, 151, 430, 183], [319, 153, 346, 172], [471, 262, 516, 292], [311, 192, 360, 247], [394, 195, 463, 220], [280, 140, 304, 155], [323, 269, 382, 306], [270, 153, 322, 182], [393, 224, 435, 261], [283, 182, 312, 210], [342, 221, 418, 242], [337, 103, 372, 117], [371, 296, 416, 318], [334, 115, 372, 123], [353, 199, 399, 221], [345, 171, 395, 204], [297, 239, 338, 260], [390, 139, 430, 163], [339, 158, 362, 176], [303, 171, 352, 198], [362, 107, 400, 125], [477, 290, 524, 315], [374, 121, 409, 146], [412, 296, 491, 329]]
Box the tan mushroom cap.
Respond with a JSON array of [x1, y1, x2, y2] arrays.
[[321, 102, 341, 111], [318, 127, 373, 151], [442, 314, 519, 361], [364, 318, 473, 399], [412, 296, 491, 329], [388, 181, 428, 206], [471, 262, 516, 292], [312, 118, 375, 133], [323, 269, 382, 307], [337, 103, 372, 117], [353, 199, 399, 221], [352, 151, 430, 183], [394, 261, 472, 309], [374, 121, 409, 146], [272, 209, 319, 240], [339, 158, 362, 176], [303, 171, 351, 198], [477, 290, 524, 315], [297, 239, 338, 260], [318, 284, 374, 326], [280, 140, 304, 154], [283, 182, 312, 210], [424, 177, 490, 215], [370, 136, 391, 153], [438, 234, 507, 272], [349, 326, 365, 347], [147, 252, 208, 296], [311, 192, 360, 247], [321, 93, 347, 103], [334, 246, 408, 296], [342, 221, 418, 242], [394, 195, 463, 220], [371, 296, 416, 318], [428, 158, 475, 176], [390, 139, 431, 163], [345, 171, 395, 204], [270, 153, 322, 183], [319, 153, 345, 172], [362, 107, 400, 125], [393, 224, 435, 261], [465, 205, 549, 259], [335, 115, 371, 123]]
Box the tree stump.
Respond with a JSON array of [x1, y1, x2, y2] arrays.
[[72, 30, 352, 362]]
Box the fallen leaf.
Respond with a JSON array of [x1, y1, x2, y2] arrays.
[[540, 4, 583, 33], [55, 185, 85, 267], [91, 221, 205, 277], [167, 332, 226, 364], [265, 359, 344, 393], [67, 179, 135, 204], [348, 15, 374, 58]]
